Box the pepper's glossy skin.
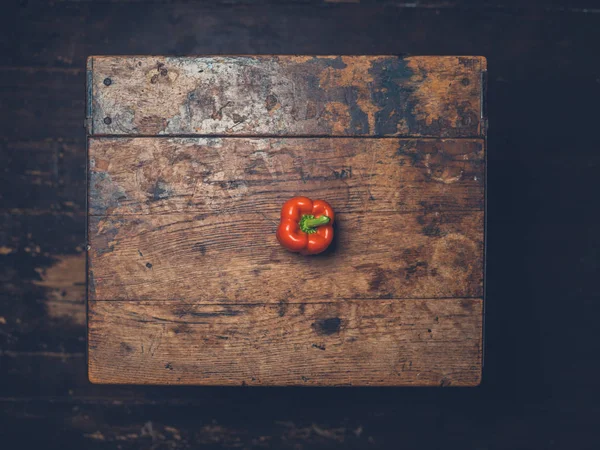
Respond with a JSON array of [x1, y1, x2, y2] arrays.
[[276, 196, 335, 255]]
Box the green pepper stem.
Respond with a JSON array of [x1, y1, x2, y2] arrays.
[[299, 214, 330, 233], [303, 215, 330, 228]]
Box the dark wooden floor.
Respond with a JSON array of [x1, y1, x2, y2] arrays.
[[1, 0, 599, 448]]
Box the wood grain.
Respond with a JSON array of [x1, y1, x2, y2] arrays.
[[0, 211, 86, 354], [0, 139, 85, 213], [3, 0, 600, 443], [0, 67, 85, 141], [85, 55, 486, 386], [89, 56, 486, 137], [88, 299, 483, 386], [88, 137, 484, 216], [88, 211, 483, 302]]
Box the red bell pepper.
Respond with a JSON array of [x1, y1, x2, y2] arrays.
[[276, 196, 334, 255]]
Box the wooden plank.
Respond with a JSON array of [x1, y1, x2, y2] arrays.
[[0, 401, 366, 449], [88, 137, 484, 216], [0, 212, 85, 264], [89, 56, 485, 137], [0, 212, 86, 353], [0, 68, 85, 141], [6, 3, 599, 83], [6, 0, 597, 9], [5, 400, 598, 450], [0, 252, 85, 353], [0, 294, 85, 354], [0, 139, 85, 213], [88, 299, 482, 386], [88, 211, 483, 302], [0, 399, 438, 449]]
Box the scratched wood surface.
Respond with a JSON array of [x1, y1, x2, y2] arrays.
[[88, 56, 486, 137], [88, 137, 484, 216], [88, 299, 483, 386], [88, 210, 484, 302], [87, 55, 486, 386], [4, 0, 600, 446]]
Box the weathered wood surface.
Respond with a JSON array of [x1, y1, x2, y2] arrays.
[[88, 137, 484, 216], [88, 211, 483, 302], [86, 54, 486, 385], [4, 0, 600, 447], [88, 136, 484, 304], [88, 299, 482, 386], [0, 67, 85, 141], [0, 400, 375, 448], [88, 56, 486, 137], [0, 139, 85, 213]]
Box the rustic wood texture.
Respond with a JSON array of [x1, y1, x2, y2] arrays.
[[88, 299, 483, 386], [88, 211, 483, 302], [86, 55, 486, 386], [87, 137, 484, 304], [0, 139, 85, 214], [4, 0, 600, 447], [88, 56, 486, 138], [88, 137, 484, 216]]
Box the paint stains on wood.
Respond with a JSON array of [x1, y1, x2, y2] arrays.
[[32, 254, 86, 304], [89, 56, 485, 137], [88, 138, 484, 216]]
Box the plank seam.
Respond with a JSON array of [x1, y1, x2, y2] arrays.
[[88, 134, 486, 139], [89, 297, 483, 303]]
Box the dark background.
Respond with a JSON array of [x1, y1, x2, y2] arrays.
[[1, 0, 599, 448]]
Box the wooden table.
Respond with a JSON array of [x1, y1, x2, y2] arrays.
[[86, 55, 486, 386]]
